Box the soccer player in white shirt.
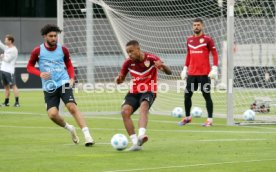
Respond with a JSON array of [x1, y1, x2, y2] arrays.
[[0, 35, 20, 107]]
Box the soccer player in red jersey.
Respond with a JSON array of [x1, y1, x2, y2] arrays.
[[115, 40, 172, 151], [179, 18, 218, 127]]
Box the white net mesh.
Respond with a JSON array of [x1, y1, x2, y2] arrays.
[[61, 0, 276, 122], [233, 0, 276, 122]]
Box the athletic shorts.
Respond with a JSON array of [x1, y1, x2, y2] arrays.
[[0, 70, 16, 86], [186, 75, 211, 93], [122, 92, 156, 114], [44, 83, 76, 111]]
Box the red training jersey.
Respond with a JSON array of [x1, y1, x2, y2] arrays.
[[185, 34, 218, 75], [119, 53, 160, 94]]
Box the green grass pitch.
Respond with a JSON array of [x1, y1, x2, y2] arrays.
[[1, 91, 276, 172]]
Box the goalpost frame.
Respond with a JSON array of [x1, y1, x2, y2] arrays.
[[226, 0, 235, 126], [86, 0, 95, 84], [57, 0, 64, 45], [57, 0, 65, 114]]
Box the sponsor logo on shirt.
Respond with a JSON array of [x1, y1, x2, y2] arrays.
[[132, 75, 152, 81], [190, 50, 203, 54], [131, 63, 135, 66]]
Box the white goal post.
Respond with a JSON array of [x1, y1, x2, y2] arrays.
[[58, 0, 276, 125]]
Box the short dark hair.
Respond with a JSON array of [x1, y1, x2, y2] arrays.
[[193, 18, 204, 24], [5, 34, 14, 43], [126, 40, 139, 47], [41, 24, 62, 36]]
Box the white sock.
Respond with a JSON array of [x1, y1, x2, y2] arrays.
[[207, 118, 213, 122], [130, 134, 138, 145], [82, 127, 92, 138], [138, 128, 146, 137], [64, 123, 73, 132]]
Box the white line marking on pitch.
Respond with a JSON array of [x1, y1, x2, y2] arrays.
[[0, 125, 276, 134], [0, 125, 271, 145], [63, 139, 267, 146], [2, 111, 276, 131], [194, 138, 267, 142], [149, 129, 276, 134], [104, 159, 276, 172], [63, 142, 110, 146]]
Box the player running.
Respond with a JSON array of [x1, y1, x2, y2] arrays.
[[27, 24, 94, 146], [115, 40, 172, 151], [179, 18, 218, 127]]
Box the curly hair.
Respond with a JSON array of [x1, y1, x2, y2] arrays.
[[126, 40, 139, 47], [193, 18, 204, 24], [41, 24, 62, 36]]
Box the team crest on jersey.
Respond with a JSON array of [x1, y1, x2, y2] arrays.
[[199, 38, 205, 43], [21, 73, 29, 83], [144, 60, 150, 67]]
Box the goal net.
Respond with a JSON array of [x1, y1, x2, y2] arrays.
[[61, 0, 276, 124], [232, 0, 276, 124]]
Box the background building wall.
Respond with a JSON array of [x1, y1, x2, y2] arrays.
[[0, 18, 56, 54]]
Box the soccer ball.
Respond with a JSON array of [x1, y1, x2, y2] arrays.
[[171, 107, 184, 118], [191, 107, 202, 118], [111, 133, 128, 151], [243, 109, 255, 121]]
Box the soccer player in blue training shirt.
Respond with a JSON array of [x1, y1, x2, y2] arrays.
[[27, 24, 94, 146]]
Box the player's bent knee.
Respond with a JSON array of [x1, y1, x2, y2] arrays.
[[140, 101, 149, 111], [66, 103, 78, 114], [121, 110, 131, 118], [140, 101, 149, 107], [121, 105, 132, 118], [47, 107, 59, 119]]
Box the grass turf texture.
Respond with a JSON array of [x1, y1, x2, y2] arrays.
[[0, 90, 276, 172]]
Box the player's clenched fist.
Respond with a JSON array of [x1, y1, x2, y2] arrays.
[[115, 75, 125, 84], [40, 72, 51, 79]]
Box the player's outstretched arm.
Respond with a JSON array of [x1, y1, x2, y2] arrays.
[[154, 60, 172, 75]]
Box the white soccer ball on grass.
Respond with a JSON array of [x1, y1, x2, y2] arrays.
[[191, 107, 203, 118], [171, 107, 184, 118], [243, 109, 255, 121], [111, 133, 128, 151]]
